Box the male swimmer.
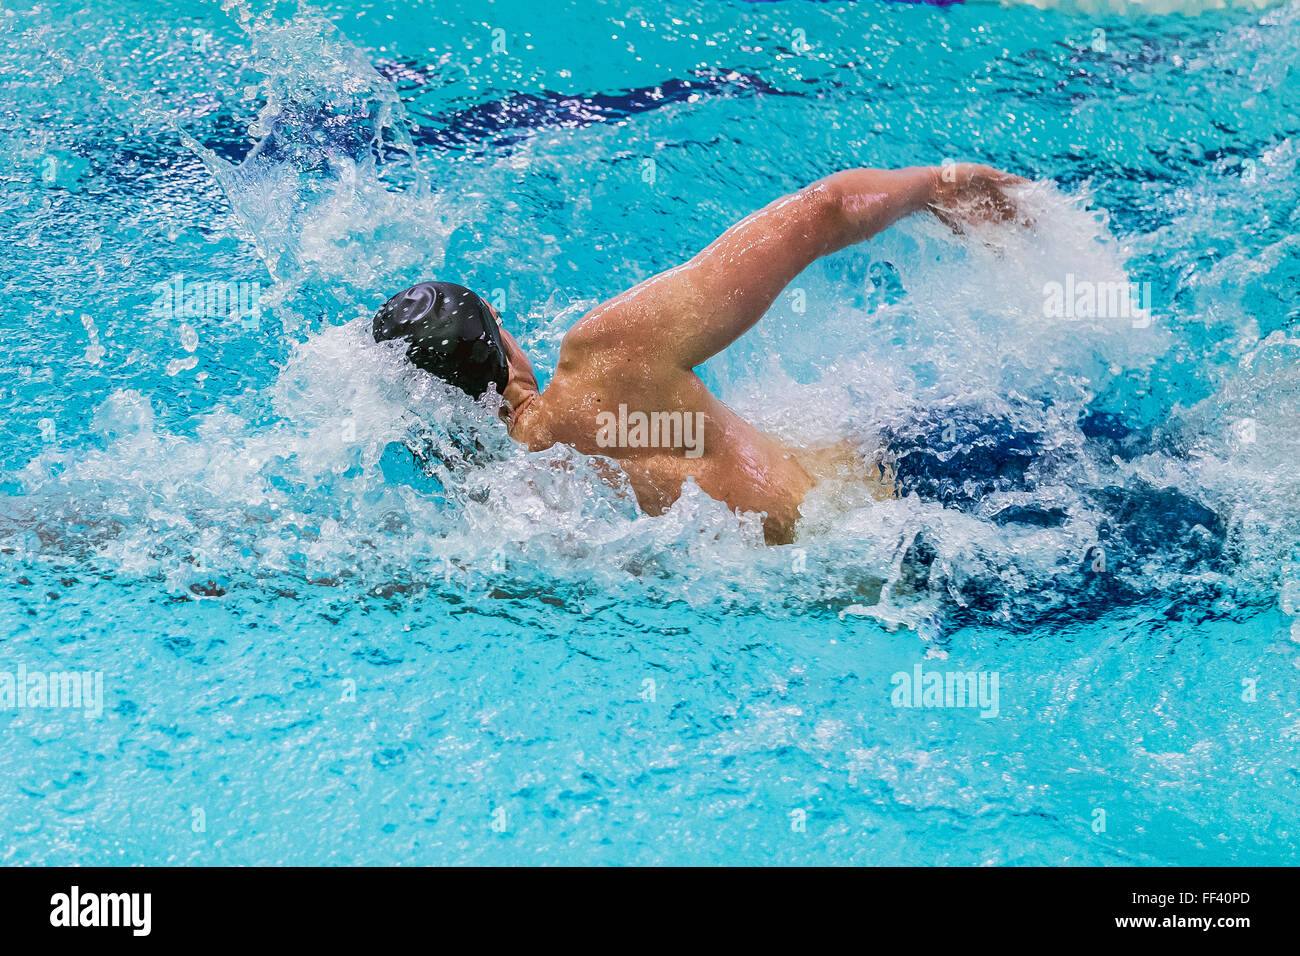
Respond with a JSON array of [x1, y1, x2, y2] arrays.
[[372, 163, 1027, 545]]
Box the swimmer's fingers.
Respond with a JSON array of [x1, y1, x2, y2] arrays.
[[929, 193, 1020, 233], [929, 204, 966, 234], [928, 164, 1035, 232], [996, 173, 1038, 230], [984, 181, 1037, 231]]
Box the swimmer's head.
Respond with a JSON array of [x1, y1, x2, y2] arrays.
[[372, 281, 509, 400]]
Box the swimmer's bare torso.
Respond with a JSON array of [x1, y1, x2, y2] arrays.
[[495, 164, 1028, 544]]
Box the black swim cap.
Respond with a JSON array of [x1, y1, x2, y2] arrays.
[[372, 281, 509, 399]]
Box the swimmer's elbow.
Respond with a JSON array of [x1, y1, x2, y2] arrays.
[[817, 167, 936, 244]]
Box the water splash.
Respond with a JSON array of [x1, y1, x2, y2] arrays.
[[180, 6, 442, 333], [4, 2, 1293, 637]]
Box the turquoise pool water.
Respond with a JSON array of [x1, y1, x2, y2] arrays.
[[2, 0, 1299, 865]]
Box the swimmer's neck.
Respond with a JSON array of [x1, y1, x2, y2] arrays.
[[505, 388, 539, 435], [499, 326, 542, 435]]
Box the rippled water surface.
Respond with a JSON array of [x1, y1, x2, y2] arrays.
[[2, 0, 1299, 864]]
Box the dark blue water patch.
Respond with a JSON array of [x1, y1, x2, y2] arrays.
[[1087, 482, 1224, 572], [882, 400, 1229, 630], [902, 507, 1229, 633], [1077, 407, 1154, 461], [387, 66, 792, 155], [180, 66, 794, 168], [879, 405, 1047, 508], [242, 96, 404, 171], [989, 504, 1069, 528], [198, 109, 284, 166]]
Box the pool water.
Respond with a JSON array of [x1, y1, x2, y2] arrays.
[[2, 0, 1299, 865]]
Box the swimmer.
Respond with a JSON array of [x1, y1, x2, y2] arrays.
[[372, 163, 1028, 544]]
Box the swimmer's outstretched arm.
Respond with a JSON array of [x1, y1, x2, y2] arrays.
[[565, 163, 1026, 371]]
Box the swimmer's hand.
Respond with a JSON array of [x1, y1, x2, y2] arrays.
[[926, 163, 1031, 232]]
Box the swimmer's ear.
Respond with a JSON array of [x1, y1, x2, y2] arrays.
[[482, 300, 505, 329]]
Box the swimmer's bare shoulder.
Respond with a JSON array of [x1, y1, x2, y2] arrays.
[[522, 163, 1028, 540]]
